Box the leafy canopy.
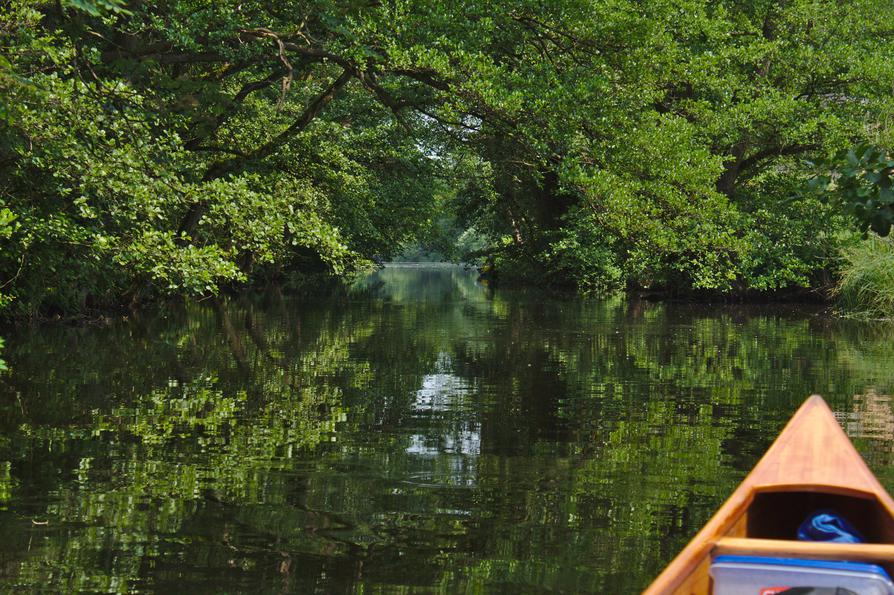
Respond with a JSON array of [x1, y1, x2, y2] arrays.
[[1, 0, 893, 316]]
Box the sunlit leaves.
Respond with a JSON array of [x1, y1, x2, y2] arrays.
[[62, 0, 130, 16], [810, 144, 894, 237]]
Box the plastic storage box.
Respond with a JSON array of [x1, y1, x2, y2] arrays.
[[710, 555, 894, 595]]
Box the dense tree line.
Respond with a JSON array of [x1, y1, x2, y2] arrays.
[[1, 0, 893, 319]]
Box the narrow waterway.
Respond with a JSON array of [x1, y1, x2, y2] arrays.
[[2, 264, 893, 593]]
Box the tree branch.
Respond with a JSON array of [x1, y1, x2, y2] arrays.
[[184, 68, 286, 151], [178, 69, 354, 239]]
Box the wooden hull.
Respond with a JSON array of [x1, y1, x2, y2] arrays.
[[645, 395, 894, 594]]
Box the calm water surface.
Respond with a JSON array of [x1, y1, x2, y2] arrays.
[[2, 264, 894, 593]]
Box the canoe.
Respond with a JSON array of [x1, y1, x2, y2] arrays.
[[645, 395, 894, 594]]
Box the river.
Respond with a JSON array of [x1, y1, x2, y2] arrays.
[[1, 264, 893, 593]]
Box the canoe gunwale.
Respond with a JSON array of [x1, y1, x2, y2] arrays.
[[715, 537, 894, 563]]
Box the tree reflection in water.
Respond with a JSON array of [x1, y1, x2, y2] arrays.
[[1, 264, 894, 593]]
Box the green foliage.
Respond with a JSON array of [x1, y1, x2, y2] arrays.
[[810, 144, 894, 237], [556, 116, 747, 292], [0, 0, 449, 317], [737, 174, 847, 291], [454, 0, 894, 294], [395, 180, 492, 263], [835, 233, 894, 319], [1, 0, 893, 314], [62, 0, 130, 17], [544, 208, 623, 293], [0, 203, 15, 369]]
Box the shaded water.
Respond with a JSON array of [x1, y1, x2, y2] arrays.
[[2, 264, 894, 593]]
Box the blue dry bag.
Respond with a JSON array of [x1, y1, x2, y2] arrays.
[[797, 509, 865, 543]]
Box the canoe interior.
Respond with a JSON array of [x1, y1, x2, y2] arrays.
[[747, 490, 894, 544], [670, 489, 894, 594], [673, 491, 894, 595]]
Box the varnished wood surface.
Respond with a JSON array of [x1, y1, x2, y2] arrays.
[[643, 395, 894, 595], [715, 537, 894, 563]]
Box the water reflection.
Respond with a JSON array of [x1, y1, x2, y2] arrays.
[[406, 353, 480, 487], [1, 265, 894, 592]]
